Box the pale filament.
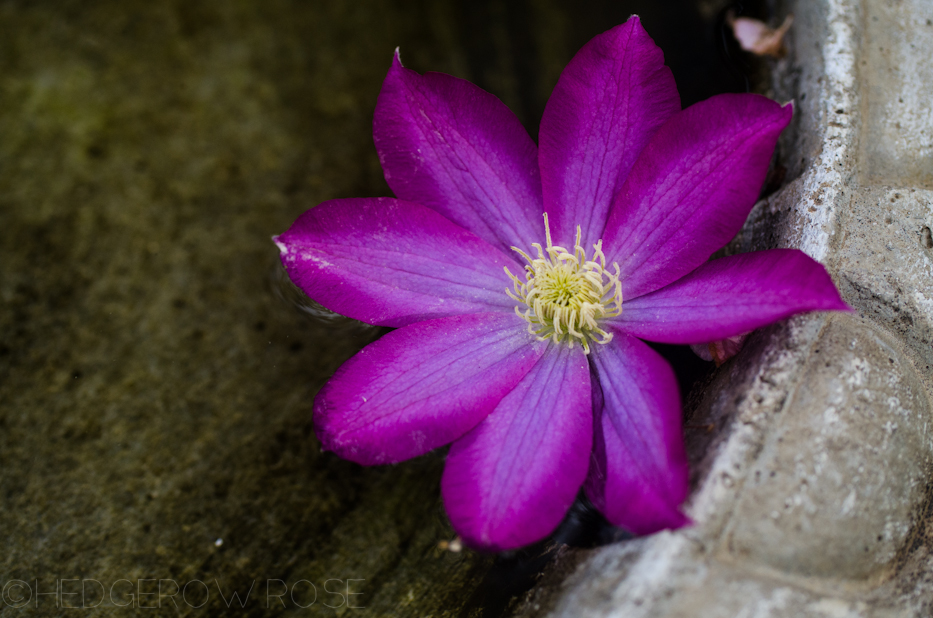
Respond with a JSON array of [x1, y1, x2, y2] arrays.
[[504, 214, 623, 354]]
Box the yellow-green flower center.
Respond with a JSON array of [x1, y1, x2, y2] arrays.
[[505, 214, 622, 354]]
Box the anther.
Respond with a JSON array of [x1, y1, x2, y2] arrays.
[[504, 214, 623, 354]]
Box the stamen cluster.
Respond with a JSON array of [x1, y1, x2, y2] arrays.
[[505, 215, 623, 354]]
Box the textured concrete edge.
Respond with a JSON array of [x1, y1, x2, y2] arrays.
[[792, 0, 860, 264], [518, 0, 876, 616]]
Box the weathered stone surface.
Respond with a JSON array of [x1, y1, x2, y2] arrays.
[[837, 187, 933, 365], [516, 0, 933, 616], [726, 315, 932, 580], [861, 0, 933, 188]]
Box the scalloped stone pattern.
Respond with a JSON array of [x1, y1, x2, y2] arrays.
[[516, 0, 933, 616]]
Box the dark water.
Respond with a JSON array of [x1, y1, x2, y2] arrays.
[[0, 0, 771, 616]]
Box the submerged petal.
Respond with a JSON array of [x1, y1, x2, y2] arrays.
[[276, 197, 520, 328], [585, 329, 690, 535], [602, 94, 793, 299], [442, 344, 592, 551], [539, 16, 680, 246], [617, 249, 851, 344], [374, 51, 542, 253], [314, 312, 546, 466]]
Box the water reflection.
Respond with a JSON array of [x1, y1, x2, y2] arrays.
[[269, 260, 381, 338]]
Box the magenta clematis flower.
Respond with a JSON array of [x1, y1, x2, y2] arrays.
[[275, 17, 849, 551]]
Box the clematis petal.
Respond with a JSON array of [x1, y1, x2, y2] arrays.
[[617, 249, 851, 344], [585, 328, 690, 535], [275, 197, 521, 328], [374, 51, 542, 252], [538, 16, 680, 246], [602, 94, 793, 299], [442, 344, 592, 551], [314, 312, 546, 466]]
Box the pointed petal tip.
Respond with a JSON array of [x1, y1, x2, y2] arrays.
[[451, 519, 558, 553], [620, 14, 651, 43], [591, 486, 693, 536], [793, 291, 852, 316], [667, 509, 693, 531], [384, 47, 405, 79], [622, 502, 692, 536], [814, 271, 853, 314], [831, 299, 857, 314], [272, 235, 288, 256], [452, 528, 513, 554], [780, 98, 795, 124], [635, 507, 692, 535]]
